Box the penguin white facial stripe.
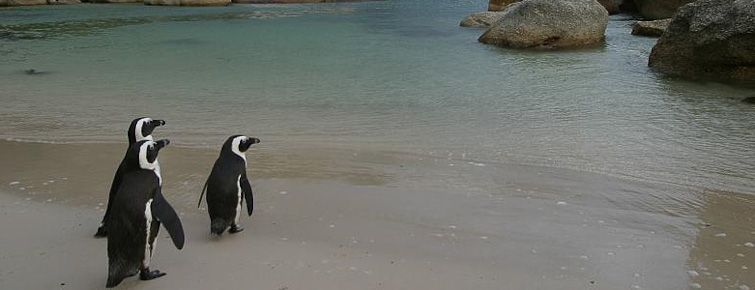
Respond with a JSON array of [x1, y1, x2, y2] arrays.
[[138, 142, 155, 170], [138, 142, 162, 185], [134, 118, 152, 142], [231, 136, 248, 164]]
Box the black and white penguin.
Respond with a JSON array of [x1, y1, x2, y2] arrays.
[[198, 135, 260, 235], [95, 117, 166, 238], [106, 139, 185, 288]]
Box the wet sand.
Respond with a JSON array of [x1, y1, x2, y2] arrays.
[[0, 140, 753, 290]]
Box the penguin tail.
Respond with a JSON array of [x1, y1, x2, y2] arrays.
[[106, 274, 124, 288], [106, 268, 131, 288], [107, 261, 137, 288], [198, 179, 208, 208], [211, 218, 228, 236]]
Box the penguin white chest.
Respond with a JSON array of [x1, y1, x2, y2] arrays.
[[143, 199, 154, 267], [234, 175, 242, 225]]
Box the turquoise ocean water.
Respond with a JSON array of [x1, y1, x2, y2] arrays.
[[1, 1, 754, 194]]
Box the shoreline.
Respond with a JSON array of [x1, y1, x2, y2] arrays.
[[1, 139, 753, 289]]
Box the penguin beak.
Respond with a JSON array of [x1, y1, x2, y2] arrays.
[[152, 120, 166, 127], [250, 137, 261, 145], [155, 139, 170, 150]]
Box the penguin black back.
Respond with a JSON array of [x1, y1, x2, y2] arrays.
[[95, 117, 165, 238]]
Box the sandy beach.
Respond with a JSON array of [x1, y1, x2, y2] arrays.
[[1, 0, 754, 288], [0, 140, 752, 290]]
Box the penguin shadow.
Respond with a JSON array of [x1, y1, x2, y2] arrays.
[[183, 212, 252, 243], [112, 276, 145, 289], [207, 233, 235, 242], [204, 226, 253, 242]]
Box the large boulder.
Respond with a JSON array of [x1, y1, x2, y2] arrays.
[[597, 0, 620, 14], [631, 18, 672, 37], [479, 0, 609, 49], [144, 0, 228, 5], [460, 12, 505, 28], [488, 0, 520, 11], [648, 0, 755, 82], [633, 0, 695, 20]]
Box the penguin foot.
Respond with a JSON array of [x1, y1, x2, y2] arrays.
[[229, 225, 244, 234], [139, 269, 166, 281], [94, 226, 108, 238]]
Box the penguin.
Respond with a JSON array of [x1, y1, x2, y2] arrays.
[[106, 139, 185, 288], [95, 117, 166, 238], [198, 135, 260, 235]]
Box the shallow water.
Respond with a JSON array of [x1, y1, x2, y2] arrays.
[[1, 1, 754, 196]]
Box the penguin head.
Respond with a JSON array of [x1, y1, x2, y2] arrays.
[[127, 117, 166, 144], [131, 139, 170, 171], [224, 135, 261, 158]]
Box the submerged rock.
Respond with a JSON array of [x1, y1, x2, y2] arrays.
[[488, 0, 520, 11], [460, 12, 505, 28], [633, 0, 694, 20], [649, 0, 755, 82], [144, 0, 229, 5], [479, 0, 608, 49], [631, 18, 671, 37], [24, 69, 50, 76]]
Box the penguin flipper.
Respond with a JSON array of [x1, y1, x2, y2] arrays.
[[151, 190, 185, 250], [197, 179, 208, 208], [241, 174, 254, 216]]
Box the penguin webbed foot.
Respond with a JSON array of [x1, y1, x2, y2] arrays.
[[94, 226, 108, 238], [229, 225, 244, 234], [139, 268, 166, 280]]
